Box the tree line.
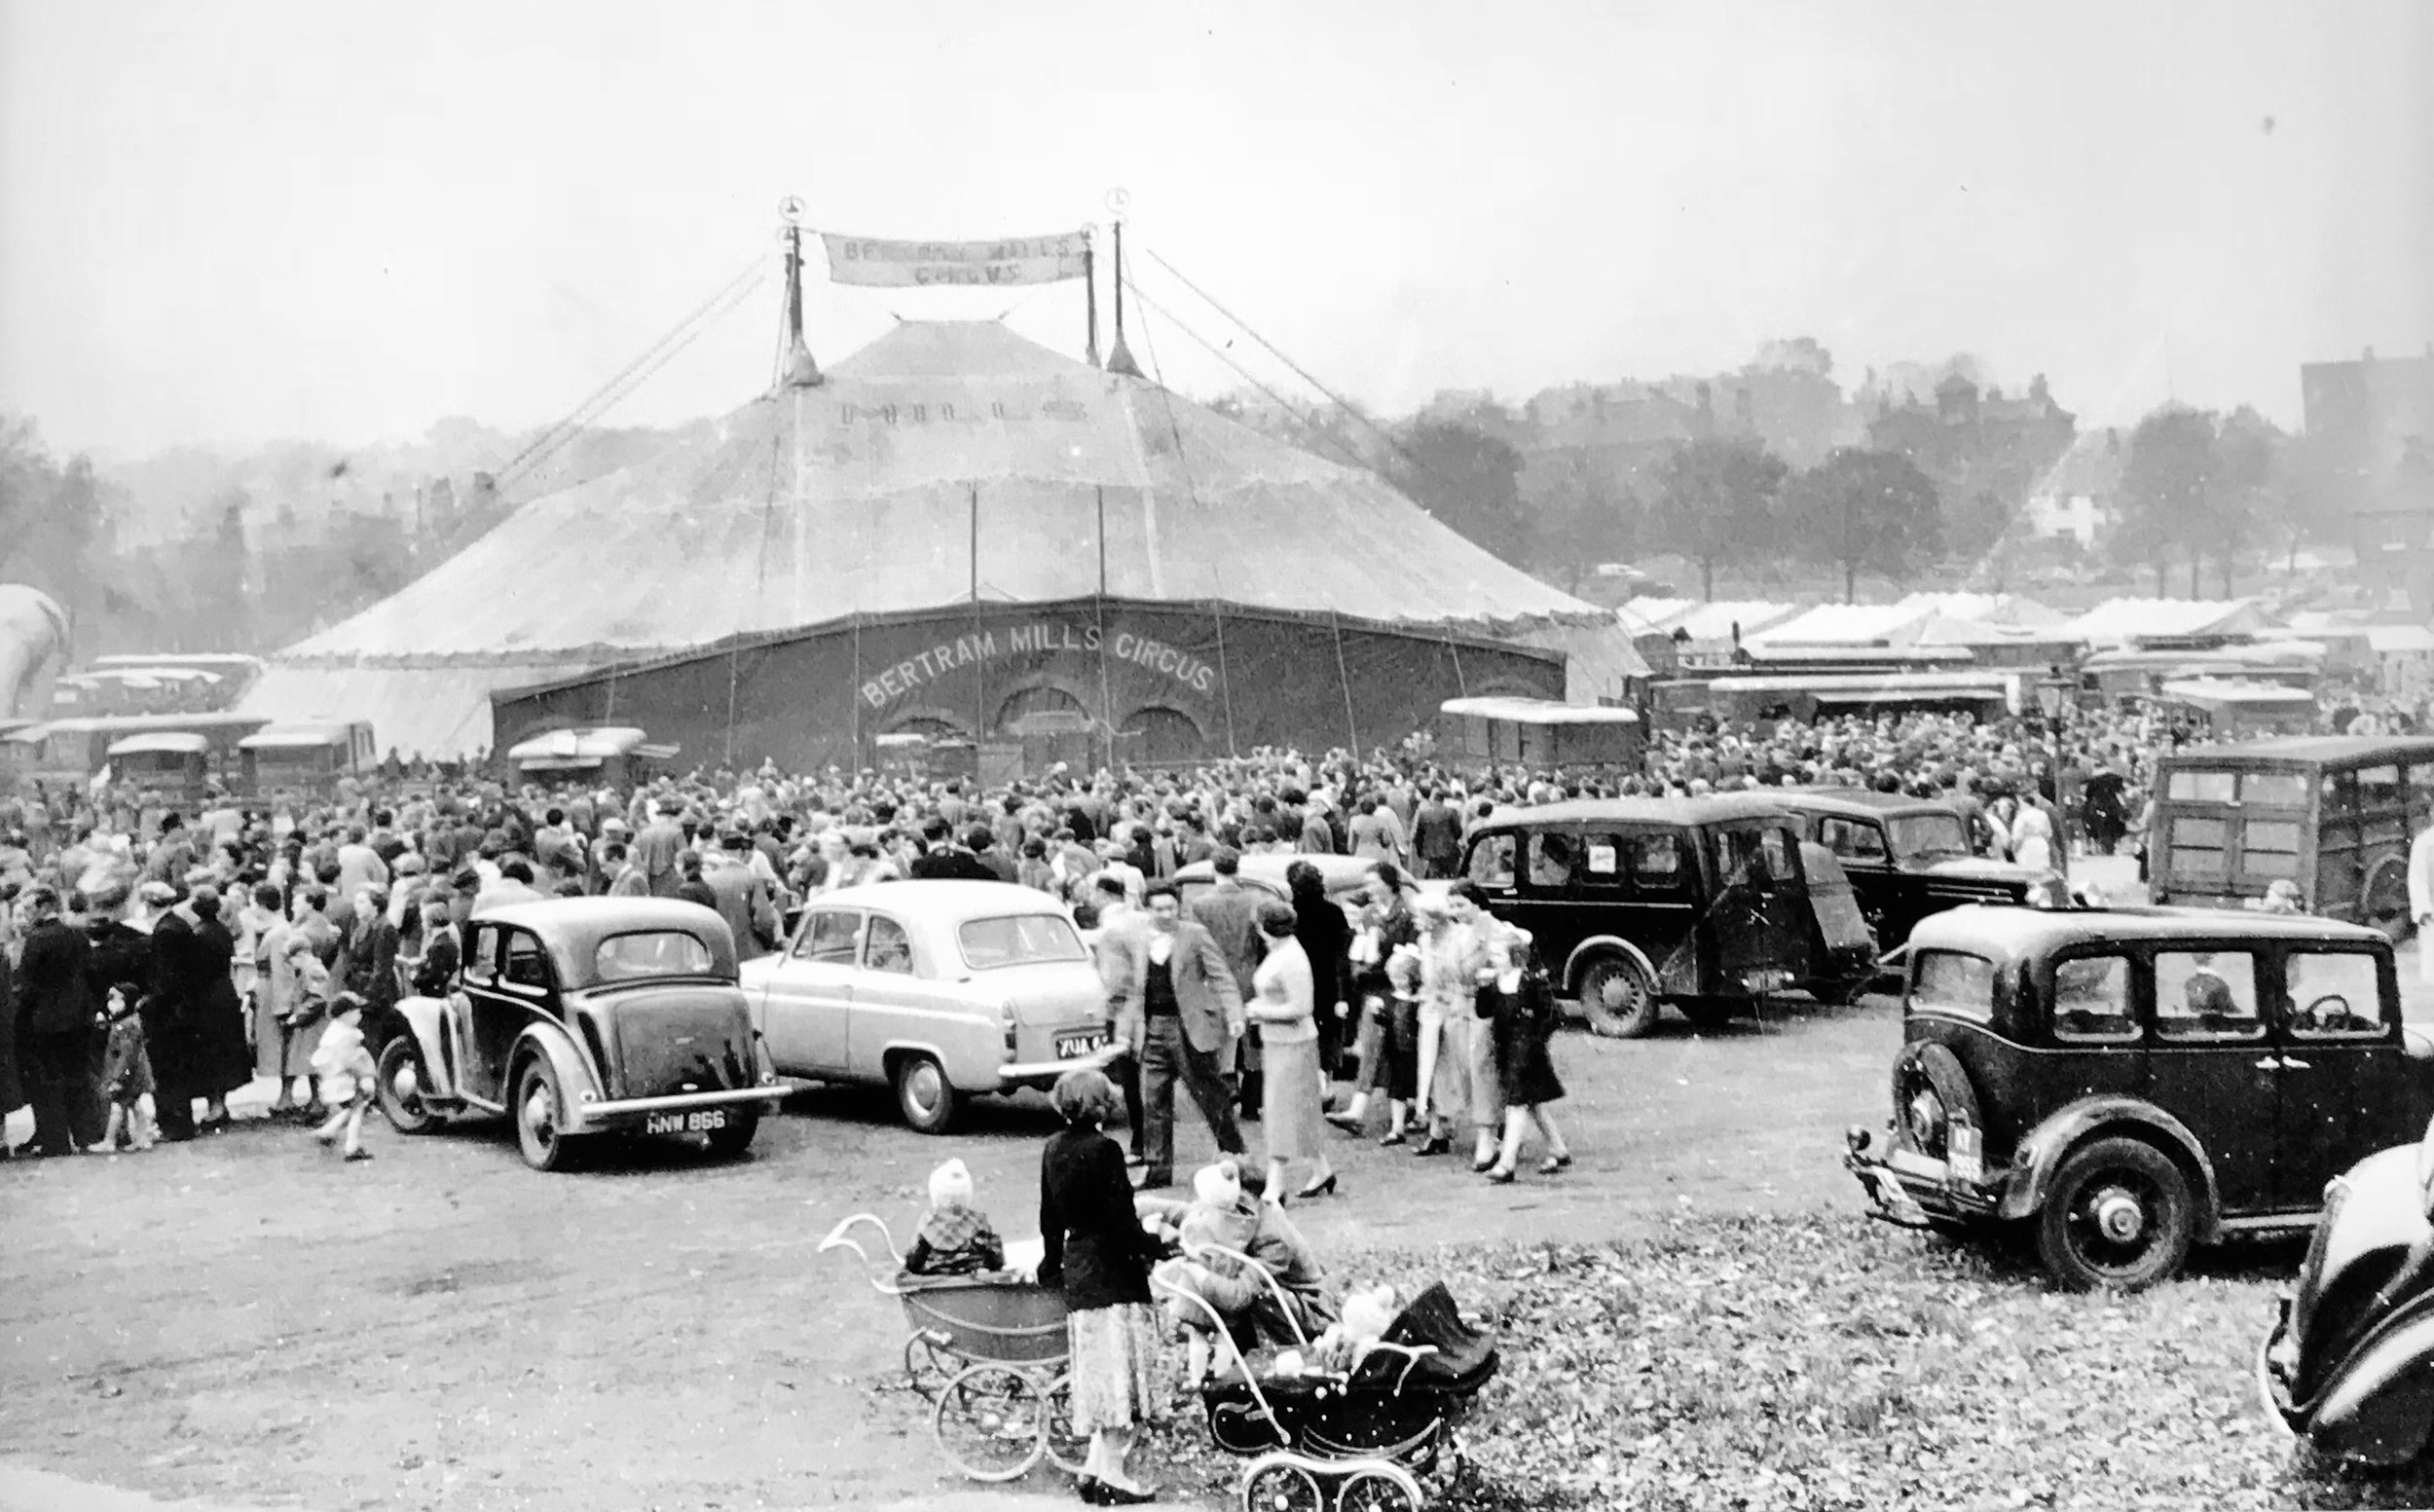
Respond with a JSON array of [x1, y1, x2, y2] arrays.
[[1371, 400, 2329, 603]]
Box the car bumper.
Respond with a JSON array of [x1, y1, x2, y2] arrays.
[[998, 1044, 1121, 1089], [1845, 1126, 2007, 1227], [575, 1083, 788, 1128], [2258, 1295, 2303, 1443]]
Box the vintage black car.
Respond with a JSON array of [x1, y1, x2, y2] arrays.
[[378, 899, 789, 1170], [2260, 1126, 2434, 1464], [1847, 905, 2434, 1289], [1457, 795, 1877, 1037], [1768, 788, 2059, 949]]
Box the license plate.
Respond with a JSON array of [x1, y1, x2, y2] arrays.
[[645, 1109, 728, 1135], [1056, 1031, 1108, 1059], [1948, 1122, 1983, 1184]]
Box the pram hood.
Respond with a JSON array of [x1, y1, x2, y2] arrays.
[[1362, 1281, 1499, 1393]]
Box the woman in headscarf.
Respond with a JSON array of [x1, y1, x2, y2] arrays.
[[1037, 1068, 1162, 1505], [1476, 917, 1573, 1183]]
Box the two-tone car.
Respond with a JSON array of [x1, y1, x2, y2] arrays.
[[377, 899, 788, 1171], [1767, 788, 2059, 950], [740, 879, 1117, 1134]]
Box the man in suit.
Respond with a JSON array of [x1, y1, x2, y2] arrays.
[[1188, 847, 1268, 1118], [1134, 880, 1247, 1190], [1411, 789, 1462, 879], [15, 885, 99, 1157]]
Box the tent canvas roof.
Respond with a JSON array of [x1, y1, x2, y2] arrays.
[[261, 319, 1625, 755], [2060, 598, 2275, 648], [282, 321, 1595, 665]]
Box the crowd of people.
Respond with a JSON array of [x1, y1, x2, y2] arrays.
[[0, 705, 2177, 1167]]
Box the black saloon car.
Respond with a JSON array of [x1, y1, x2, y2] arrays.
[[379, 899, 788, 1170], [1768, 788, 2058, 950], [1846, 905, 2434, 1288]]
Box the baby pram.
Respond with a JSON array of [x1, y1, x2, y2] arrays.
[[820, 1212, 1087, 1483], [1158, 1246, 1499, 1512]]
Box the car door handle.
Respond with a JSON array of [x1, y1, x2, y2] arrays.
[[2254, 1055, 2284, 1071], [2281, 1056, 2312, 1071]]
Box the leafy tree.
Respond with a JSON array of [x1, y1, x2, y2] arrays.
[[2210, 406, 2283, 587], [1647, 437, 1789, 599], [1389, 419, 1532, 565], [2118, 407, 2218, 596], [1788, 448, 1943, 602]]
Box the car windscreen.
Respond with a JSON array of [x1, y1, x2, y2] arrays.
[[594, 930, 718, 982], [1888, 812, 1971, 864], [958, 913, 1089, 970], [1910, 949, 1995, 1023]]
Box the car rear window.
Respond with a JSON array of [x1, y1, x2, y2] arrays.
[[1910, 950, 1995, 1024], [959, 914, 1088, 970], [594, 931, 716, 982]]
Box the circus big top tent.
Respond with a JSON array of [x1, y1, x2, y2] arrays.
[[244, 294, 1645, 766]]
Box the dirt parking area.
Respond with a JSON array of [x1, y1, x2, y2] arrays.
[[0, 987, 1899, 1512]]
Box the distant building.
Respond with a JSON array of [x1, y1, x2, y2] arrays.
[[1865, 373, 2076, 541], [2303, 345, 2434, 507], [2020, 427, 2124, 545]]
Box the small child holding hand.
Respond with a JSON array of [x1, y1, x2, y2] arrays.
[[904, 1159, 1005, 1276]]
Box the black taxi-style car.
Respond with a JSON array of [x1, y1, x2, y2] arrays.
[[1458, 795, 1877, 1037], [378, 899, 788, 1171], [1767, 788, 2059, 949], [1846, 904, 2434, 1289]]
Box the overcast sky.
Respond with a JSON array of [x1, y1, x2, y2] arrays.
[[1, 0, 2427, 459]]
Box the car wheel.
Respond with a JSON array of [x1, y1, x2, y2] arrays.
[[514, 1058, 580, 1172], [703, 1110, 759, 1161], [1890, 1042, 1979, 1160], [893, 1053, 959, 1135], [2035, 1136, 2194, 1291], [2366, 855, 2414, 942], [374, 1036, 441, 1135], [1575, 953, 1662, 1039]]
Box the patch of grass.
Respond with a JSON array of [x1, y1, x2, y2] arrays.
[[1229, 1215, 2434, 1511]]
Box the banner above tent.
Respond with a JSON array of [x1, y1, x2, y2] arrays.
[[824, 230, 1089, 287]]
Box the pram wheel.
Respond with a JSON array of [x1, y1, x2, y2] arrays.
[[1240, 1456, 1326, 1512], [1335, 1465, 1424, 1512], [931, 1363, 1050, 1482], [1041, 1374, 1090, 1475], [904, 1329, 960, 1399]]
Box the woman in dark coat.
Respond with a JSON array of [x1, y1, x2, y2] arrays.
[[185, 889, 253, 1120], [1478, 921, 1572, 1184], [1284, 861, 1352, 1080], [1039, 1068, 1162, 1504]]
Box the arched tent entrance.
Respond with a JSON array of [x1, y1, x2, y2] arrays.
[[1118, 705, 1206, 766], [996, 684, 1096, 773]]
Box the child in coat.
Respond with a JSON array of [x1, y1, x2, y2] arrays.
[[98, 987, 156, 1152], [309, 992, 379, 1162], [903, 1159, 1005, 1276]]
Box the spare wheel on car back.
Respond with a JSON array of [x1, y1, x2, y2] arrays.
[[1890, 1041, 1981, 1162]]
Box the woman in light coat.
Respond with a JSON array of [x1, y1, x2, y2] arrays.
[[1248, 901, 1335, 1203]]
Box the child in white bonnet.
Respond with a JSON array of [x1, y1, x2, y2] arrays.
[[308, 992, 380, 1162], [904, 1158, 1005, 1276]]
